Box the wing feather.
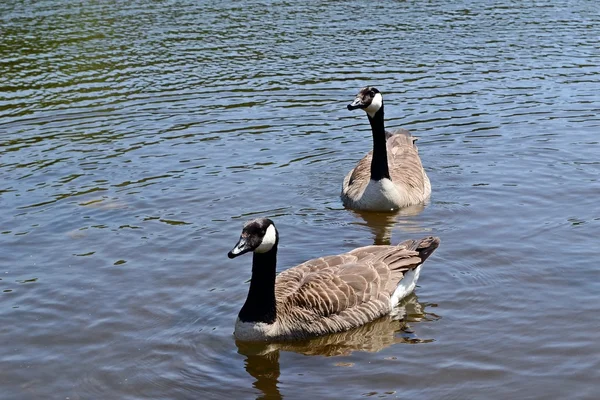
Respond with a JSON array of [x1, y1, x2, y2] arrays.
[[270, 237, 439, 339], [387, 132, 426, 193]]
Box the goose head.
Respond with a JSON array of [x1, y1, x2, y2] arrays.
[[347, 86, 383, 118], [228, 218, 279, 258]]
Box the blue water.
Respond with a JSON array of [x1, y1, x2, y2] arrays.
[[1, 0, 599, 399]]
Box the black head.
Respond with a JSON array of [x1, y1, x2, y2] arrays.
[[347, 86, 383, 117], [228, 218, 278, 259]]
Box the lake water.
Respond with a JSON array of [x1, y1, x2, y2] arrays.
[[1, 0, 599, 399]]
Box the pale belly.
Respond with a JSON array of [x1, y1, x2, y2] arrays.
[[355, 179, 408, 211], [234, 319, 278, 341]]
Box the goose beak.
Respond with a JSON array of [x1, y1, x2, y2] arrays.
[[228, 237, 252, 259], [347, 97, 364, 111]]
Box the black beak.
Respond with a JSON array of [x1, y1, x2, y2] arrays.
[[228, 237, 252, 259], [347, 97, 364, 111]]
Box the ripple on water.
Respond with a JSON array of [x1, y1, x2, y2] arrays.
[[2, 0, 600, 398]]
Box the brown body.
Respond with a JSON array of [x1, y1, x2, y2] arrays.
[[234, 235, 439, 341]]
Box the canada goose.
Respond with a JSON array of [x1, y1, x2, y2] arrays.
[[342, 87, 431, 211], [228, 218, 440, 341]]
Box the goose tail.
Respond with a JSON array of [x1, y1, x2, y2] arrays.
[[398, 236, 440, 264], [388, 236, 440, 308]]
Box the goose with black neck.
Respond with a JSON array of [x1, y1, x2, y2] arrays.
[[342, 86, 431, 211], [228, 218, 440, 341]]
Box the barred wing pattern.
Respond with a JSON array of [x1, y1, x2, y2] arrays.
[[387, 129, 428, 195], [271, 237, 439, 340]]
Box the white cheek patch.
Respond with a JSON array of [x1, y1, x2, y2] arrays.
[[365, 93, 383, 117], [255, 224, 277, 253]]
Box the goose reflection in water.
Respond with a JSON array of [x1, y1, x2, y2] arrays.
[[236, 293, 440, 399], [351, 203, 428, 245]]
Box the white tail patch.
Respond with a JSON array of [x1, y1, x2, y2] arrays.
[[365, 93, 383, 118], [390, 265, 422, 308], [255, 224, 277, 253]]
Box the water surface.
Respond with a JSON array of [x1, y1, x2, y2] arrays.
[[1, 0, 600, 399]]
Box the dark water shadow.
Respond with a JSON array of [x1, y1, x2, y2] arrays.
[[235, 293, 439, 399], [350, 203, 427, 245]]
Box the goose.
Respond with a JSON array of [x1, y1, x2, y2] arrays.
[[227, 218, 440, 341], [342, 86, 431, 211]]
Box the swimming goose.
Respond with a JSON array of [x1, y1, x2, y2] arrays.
[[228, 218, 440, 341], [342, 87, 431, 211]]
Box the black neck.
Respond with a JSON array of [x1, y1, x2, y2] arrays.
[[238, 247, 277, 324], [367, 105, 390, 181]]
